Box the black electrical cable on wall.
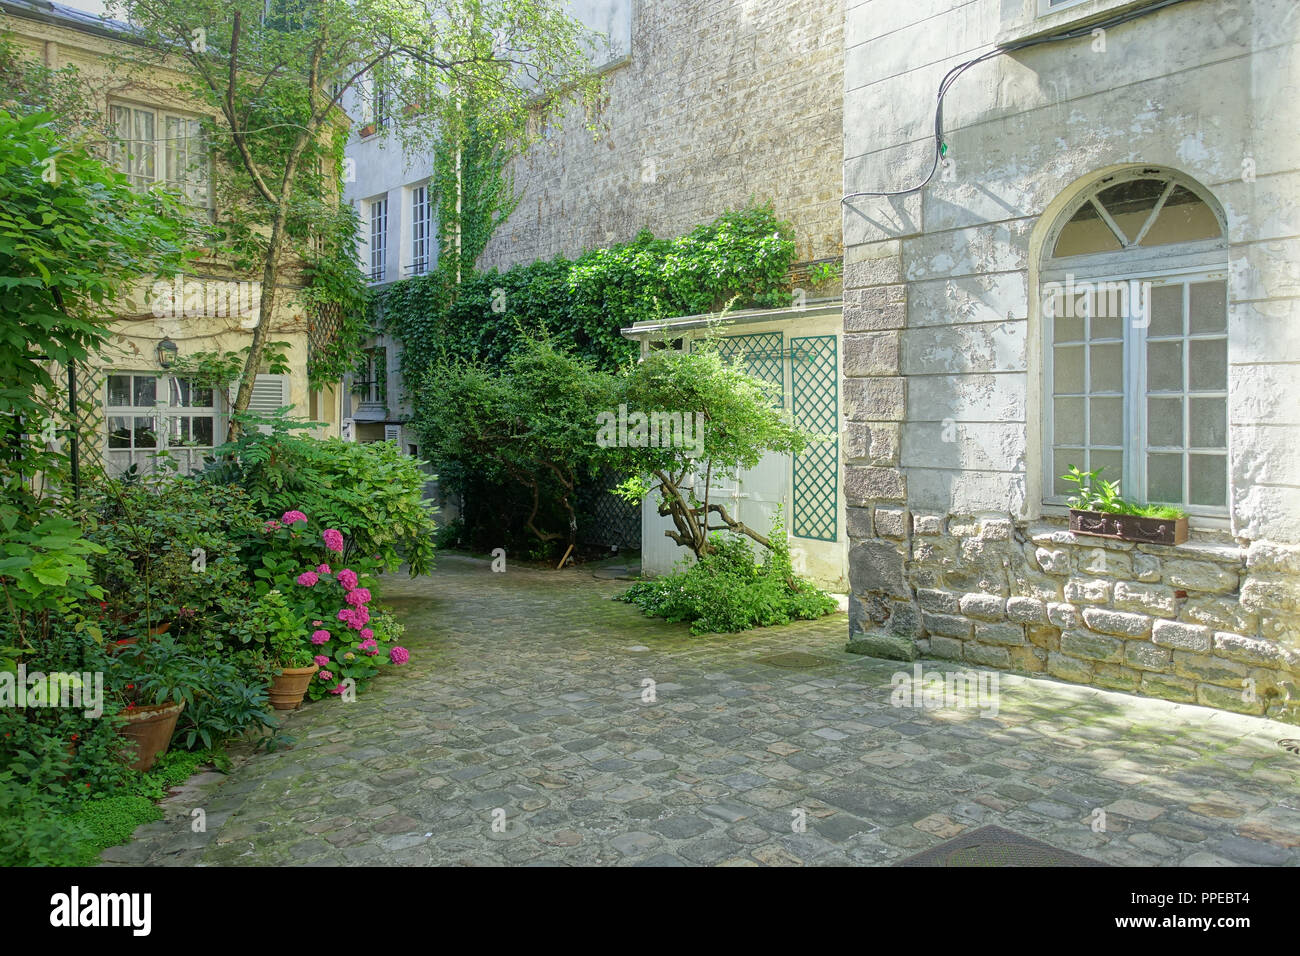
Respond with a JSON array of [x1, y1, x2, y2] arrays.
[[842, 0, 1198, 203]]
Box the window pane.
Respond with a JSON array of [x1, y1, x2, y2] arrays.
[[1188, 453, 1227, 507], [166, 416, 188, 443], [1054, 201, 1123, 256], [1189, 281, 1226, 334], [1054, 448, 1084, 496], [1147, 341, 1183, 391], [133, 375, 157, 406], [1096, 178, 1167, 243], [1141, 185, 1221, 246], [1149, 284, 1183, 336], [1091, 449, 1123, 487], [1054, 398, 1084, 445], [1147, 397, 1183, 447], [1090, 343, 1122, 392], [1189, 338, 1226, 391], [133, 416, 157, 448], [1053, 312, 1084, 344], [191, 416, 214, 446], [108, 415, 131, 448], [1090, 397, 1123, 446], [1091, 313, 1122, 340], [170, 377, 190, 407], [108, 375, 131, 407], [1054, 345, 1085, 393], [191, 385, 214, 408], [1147, 453, 1183, 503], [1189, 397, 1226, 449]]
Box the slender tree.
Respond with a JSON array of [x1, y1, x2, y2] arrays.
[[109, 0, 604, 437]]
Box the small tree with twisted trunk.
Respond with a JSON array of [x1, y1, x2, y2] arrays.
[[605, 345, 814, 560]]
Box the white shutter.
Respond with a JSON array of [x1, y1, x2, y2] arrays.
[[384, 424, 401, 443], [228, 374, 290, 433]]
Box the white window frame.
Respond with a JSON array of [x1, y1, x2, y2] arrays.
[[108, 102, 213, 217], [105, 372, 223, 475], [1040, 170, 1230, 527], [368, 196, 388, 283], [409, 183, 432, 277], [357, 347, 387, 406]]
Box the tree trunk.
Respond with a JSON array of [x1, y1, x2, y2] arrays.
[[227, 200, 290, 441]]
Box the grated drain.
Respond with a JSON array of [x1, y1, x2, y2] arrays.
[[755, 651, 837, 669], [1280, 739, 1300, 755], [896, 824, 1106, 867]]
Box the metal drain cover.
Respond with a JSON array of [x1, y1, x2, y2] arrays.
[[896, 825, 1106, 867], [756, 651, 836, 669], [1280, 739, 1300, 755]]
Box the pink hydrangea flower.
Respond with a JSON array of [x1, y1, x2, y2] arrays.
[[296, 571, 319, 587], [316, 564, 331, 575], [389, 646, 409, 665], [345, 587, 371, 607], [318, 670, 334, 682], [364, 648, 379, 657], [322, 529, 344, 553], [312, 620, 323, 627], [313, 655, 330, 667], [329, 682, 348, 695], [263, 519, 281, 531], [359, 628, 374, 641], [352, 605, 370, 627], [337, 569, 359, 590], [310, 629, 331, 645], [358, 638, 377, 651], [281, 510, 308, 525]]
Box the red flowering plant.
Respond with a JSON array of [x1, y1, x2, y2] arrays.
[[256, 511, 409, 701]]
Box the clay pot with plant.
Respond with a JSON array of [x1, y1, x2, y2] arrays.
[[258, 590, 319, 710], [110, 636, 204, 771]]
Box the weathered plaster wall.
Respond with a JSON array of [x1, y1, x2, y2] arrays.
[[480, 0, 845, 270], [841, 0, 1300, 718]]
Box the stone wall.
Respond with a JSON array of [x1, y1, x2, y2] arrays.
[[479, 0, 844, 271], [840, 0, 1300, 720], [846, 506, 1300, 722]]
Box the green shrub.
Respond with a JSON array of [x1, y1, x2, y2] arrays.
[[204, 414, 438, 574], [618, 533, 837, 635], [66, 796, 163, 864]]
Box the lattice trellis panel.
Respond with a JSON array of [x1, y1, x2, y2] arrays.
[[577, 467, 641, 550], [308, 302, 345, 366], [790, 335, 838, 541], [704, 332, 785, 408]]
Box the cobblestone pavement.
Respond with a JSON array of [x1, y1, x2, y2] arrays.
[[107, 554, 1300, 866]]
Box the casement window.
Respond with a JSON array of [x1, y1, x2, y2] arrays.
[[410, 184, 432, 276], [108, 103, 212, 217], [105, 373, 221, 475], [368, 197, 388, 282], [356, 348, 387, 406], [1042, 169, 1230, 518]]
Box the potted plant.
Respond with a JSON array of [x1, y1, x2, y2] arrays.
[[111, 636, 203, 771], [1061, 466, 1189, 545], [259, 590, 319, 710]]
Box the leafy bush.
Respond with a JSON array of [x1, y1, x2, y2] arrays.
[[65, 796, 163, 864], [203, 413, 437, 574], [618, 531, 837, 635]]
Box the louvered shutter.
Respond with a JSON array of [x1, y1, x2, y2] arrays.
[[230, 374, 290, 433]]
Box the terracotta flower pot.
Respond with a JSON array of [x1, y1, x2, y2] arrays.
[[118, 700, 185, 772], [268, 664, 320, 710]]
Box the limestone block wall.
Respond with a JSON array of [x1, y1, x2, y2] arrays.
[[840, 0, 1300, 720], [479, 0, 845, 271]]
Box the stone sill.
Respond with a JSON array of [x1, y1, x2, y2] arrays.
[[1028, 518, 1245, 564]]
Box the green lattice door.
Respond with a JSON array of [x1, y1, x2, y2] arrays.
[[790, 335, 838, 541]]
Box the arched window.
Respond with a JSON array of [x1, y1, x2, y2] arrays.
[[1042, 167, 1229, 517]]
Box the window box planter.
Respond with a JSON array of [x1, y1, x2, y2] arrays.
[[1069, 508, 1188, 546], [359, 122, 377, 138]]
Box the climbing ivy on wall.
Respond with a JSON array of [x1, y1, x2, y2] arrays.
[[377, 203, 798, 393]]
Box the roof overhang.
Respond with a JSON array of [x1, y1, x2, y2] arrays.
[[620, 298, 843, 341]]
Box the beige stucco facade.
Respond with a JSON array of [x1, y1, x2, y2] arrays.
[[4, 3, 341, 474]]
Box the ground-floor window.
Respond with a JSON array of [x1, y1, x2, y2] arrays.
[[105, 372, 222, 475]]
